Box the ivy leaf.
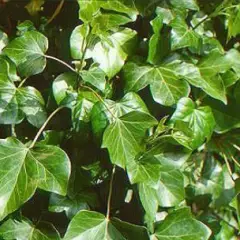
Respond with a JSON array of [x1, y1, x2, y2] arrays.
[[91, 92, 149, 138], [170, 16, 201, 50], [64, 210, 149, 240], [170, 98, 215, 149], [0, 75, 46, 127], [77, 0, 138, 23], [102, 111, 157, 168], [0, 56, 20, 82], [0, 138, 71, 221], [227, 5, 240, 39], [3, 31, 48, 77], [0, 30, 8, 54], [123, 61, 190, 106], [25, 0, 45, 16], [92, 28, 137, 78], [0, 219, 60, 239], [155, 208, 211, 240], [170, 0, 199, 10], [80, 66, 106, 92], [70, 24, 92, 60], [52, 72, 78, 106]]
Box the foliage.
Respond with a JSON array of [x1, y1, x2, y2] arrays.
[[0, 0, 240, 239]]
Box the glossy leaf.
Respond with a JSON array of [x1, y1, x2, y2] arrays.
[[102, 111, 157, 168], [0, 138, 70, 220], [64, 210, 149, 240], [3, 31, 48, 77], [155, 208, 211, 240]]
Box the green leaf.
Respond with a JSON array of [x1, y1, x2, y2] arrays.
[[0, 30, 8, 54], [91, 92, 149, 137], [123, 61, 190, 106], [227, 5, 240, 39], [3, 31, 48, 77], [25, 0, 45, 16], [226, 48, 240, 77], [170, 98, 215, 149], [170, 16, 201, 50], [80, 66, 106, 92], [64, 210, 149, 240], [77, 0, 138, 23], [0, 56, 20, 82], [0, 74, 46, 127], [92, 28, 137, 78], [70, 24, 91, 60], [155, 208, 211, 240], [102, 111, 157, 168], [52, 72, 78, 106], [0, 219, 60, 239], [0, 138, 70, 220], [170, 0, 199, 10]]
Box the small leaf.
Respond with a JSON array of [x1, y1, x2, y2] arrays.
[[0, 30, 8, 54], [155, 208, 211, 240], [80, 66, 106, 92], [227, 5, 240, 39], [0, 56, 20, 82], [0, 218, 60, 240], [0, 138, 71, 220], [3, 31, 48, 77], [25, 0, 45, 16], [64, 210, 149, 240], [102, 111, 157, 168], [170, 98, 216, 149], [170, 0, 199, 10]]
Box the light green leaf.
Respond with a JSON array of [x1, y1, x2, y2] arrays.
[[0, 30, 8, 54], [3, 31, 48, 77], [92, 28, 137, 78], [91, 92, 149, 138], [226, 48, 240, 77], [77, 0, 138, 22], [170, 0, 199, 10], [0, 219, 60, 240], [64, 210, 149, 240], [227, 5, 240, 39], [102, 111, 157, 168], [171, 16, 201, 51], [80, 66, 106, 92], [52, 72, 78, 106], [170, 98, 216, 149], [155, 208, 211, 240], [0, 138, 70, 220], [70, 24, 92, 60], [0, 75, 46, 127], [123, 61, 190, 106]]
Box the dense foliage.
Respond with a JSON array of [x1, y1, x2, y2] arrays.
[[0, 0, 240, 239]]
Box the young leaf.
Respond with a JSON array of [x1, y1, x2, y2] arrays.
[[3, 31, 48, 77], [123, 61, 190, 106], [0, 138, 71, 221], [155, 208, 211, 240], [92, 28, 137, 78], [170, 98, 215, 149], [0, 218, 60, 239], [64, 210, 149, 240], [102, 111, 157, 168]]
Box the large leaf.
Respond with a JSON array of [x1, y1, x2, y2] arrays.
[[0, 138, 70, 220], [3, 31, 48, 77], [123, 61, 190, 106], [170, 98, 215, 149], [64, 210, 149, 240], [92, 28, 137, 78], [0, 219, 60, 239], [0, 74, 46, 127], [102, 111, 157, 168], [155, 208, 211, 240]]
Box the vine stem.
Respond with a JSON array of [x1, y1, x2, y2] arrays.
[[45, 55, 76, 72], [106, 165, 116, 220], [29, 106, 64, 149], [223, 154, 233, 177]]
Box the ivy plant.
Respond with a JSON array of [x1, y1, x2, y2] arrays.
[[0, 0, 240, 239]]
